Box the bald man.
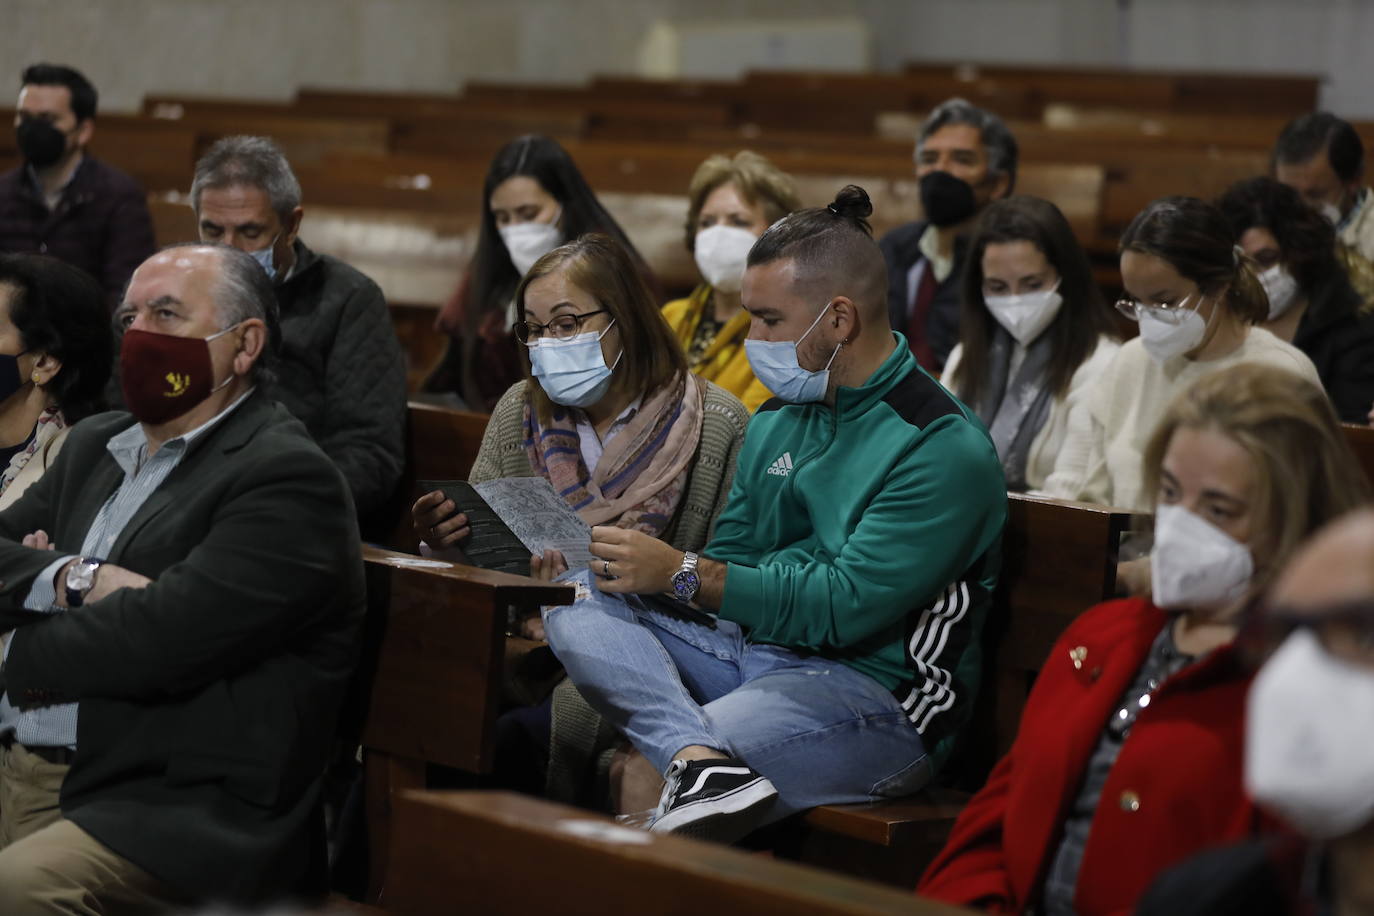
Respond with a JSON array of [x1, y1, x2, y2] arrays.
[[1139, 509, 1374, 916], [541, 188, 1006, 843], [0, 244, 363, 913]]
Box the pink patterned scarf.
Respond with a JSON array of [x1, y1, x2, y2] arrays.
[[523, 373, 704, 537]]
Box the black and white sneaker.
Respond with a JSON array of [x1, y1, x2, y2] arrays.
[[647, 757, 778, 843]]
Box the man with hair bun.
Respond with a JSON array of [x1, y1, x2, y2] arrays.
[[542, 186, 1006, 843]]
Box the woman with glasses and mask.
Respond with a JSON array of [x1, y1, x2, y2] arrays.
[[413, 233, 749, 636], [942, 195, 1121, 492], [425, 135, 659, 412], [919, 363, 1370, 916], [1217, 175, 1374, 425], [664, 151, 799, 412], [1047, 196, 1321, 511]]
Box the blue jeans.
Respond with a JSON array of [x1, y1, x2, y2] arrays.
[[543, 569, 931, 820]]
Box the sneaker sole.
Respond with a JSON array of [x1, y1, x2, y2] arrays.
[[648, 777, 778, 844]]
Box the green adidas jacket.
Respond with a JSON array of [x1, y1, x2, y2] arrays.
[[708, 335, 1006, 765]]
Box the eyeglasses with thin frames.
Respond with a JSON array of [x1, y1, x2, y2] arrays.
[[513, 309, 608, 345], [1114, 294, 1199, 326]]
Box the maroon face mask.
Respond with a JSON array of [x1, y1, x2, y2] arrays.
[[120, 326, 236, 425]]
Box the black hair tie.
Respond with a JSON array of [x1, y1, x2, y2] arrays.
[[826, 203, 840, 216]]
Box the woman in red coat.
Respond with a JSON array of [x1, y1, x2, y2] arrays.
[[918, 362, 1370, 915]]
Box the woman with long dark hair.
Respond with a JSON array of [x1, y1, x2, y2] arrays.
[[427, 135, 658, 411], [1217, 175, 1374, 424], [943, 195, 1120, 491]]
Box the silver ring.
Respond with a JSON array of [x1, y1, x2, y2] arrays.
[[603, 559, 611, 577]]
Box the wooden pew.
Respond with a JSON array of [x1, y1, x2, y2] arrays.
[[358, 545, 573, 903], [1343, 423, 1374, 490], [900, 62, 1321, 117], [787, 493, 1141, 886], [381, 790, 976, 915], [140, 96, 392, 163]]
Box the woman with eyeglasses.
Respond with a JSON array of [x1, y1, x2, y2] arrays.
[[424, 135, 660, 412], [413, 233, 749, 637], [941, 195, 1121, 492], [1046, 196, 1322, 511], [1217, 175, 1374, 425], [919, 363, 1370, 916]]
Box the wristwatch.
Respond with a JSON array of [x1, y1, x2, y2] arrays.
[[670, 551, 700, 603], [64, 557, 105, 608]]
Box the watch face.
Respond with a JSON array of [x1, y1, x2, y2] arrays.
[[672, 569, 700, 600], [67, 564, 96, 591]]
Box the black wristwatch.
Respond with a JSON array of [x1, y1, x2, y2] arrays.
[[63, 557, 105, 608]]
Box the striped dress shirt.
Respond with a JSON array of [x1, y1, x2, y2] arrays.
[[0, 390, 253, 749]]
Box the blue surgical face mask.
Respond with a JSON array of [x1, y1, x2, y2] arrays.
[[744, 302, 843, 403], [248, 235, 280, 280], [528, 319, 621, 408]]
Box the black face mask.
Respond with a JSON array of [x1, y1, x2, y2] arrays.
[[15, 118, 69, 169], [919, 171, 978, 228]]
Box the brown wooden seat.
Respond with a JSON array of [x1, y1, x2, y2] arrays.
[[380, 790, 976, 915], [358, 545, 573, 902]]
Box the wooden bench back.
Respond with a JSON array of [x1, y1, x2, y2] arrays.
[[899, 62, 1320, 116], [968, 494, 1141, 779], [140, 96, 392, 163], [360, 545, 569, 772], [383, 790, 976, 915]]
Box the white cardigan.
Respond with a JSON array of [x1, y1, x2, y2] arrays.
[[1044, 328, 1321, 511], [942, 335, 1121, 492]]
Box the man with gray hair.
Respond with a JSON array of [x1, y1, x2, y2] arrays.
[[880, 98, 1018, 372], [191, 135, 404, 532], [0, 243, 364, 911]]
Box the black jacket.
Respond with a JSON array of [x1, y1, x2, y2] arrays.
[[1293, 269, 1374, 424], [0, 393, 364, 904], [0, 156, 155, 305], [1137, 836, 1317, 916], [272, 241, 406, 521], [879, 219, 969, 372]]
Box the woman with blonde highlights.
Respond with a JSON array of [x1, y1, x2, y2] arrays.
[[663, 151, 800, 411], [414, 233, 749, 627]]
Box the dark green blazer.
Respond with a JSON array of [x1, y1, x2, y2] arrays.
[[0, 391, 364, 905]]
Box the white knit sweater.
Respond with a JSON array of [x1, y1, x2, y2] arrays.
[[1045, 328, 1321, 511]]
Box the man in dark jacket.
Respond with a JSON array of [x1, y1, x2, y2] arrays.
[[0, 244, 364, 910], [190, 136, 406, 531], [0, 63, 155, 306], [880, 99, 1017, 373]]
